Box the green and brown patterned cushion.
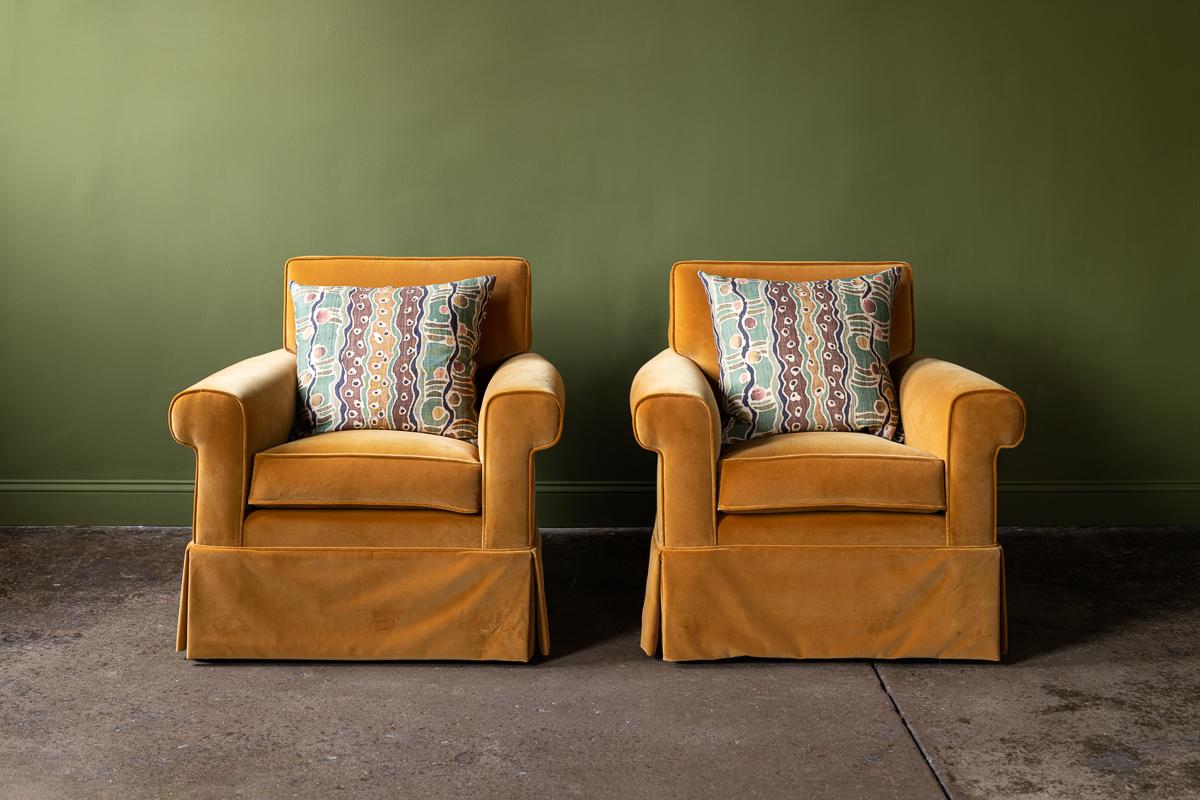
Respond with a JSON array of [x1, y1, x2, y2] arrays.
[[698, 268, 903, 444], [290, 276, 495, 441]]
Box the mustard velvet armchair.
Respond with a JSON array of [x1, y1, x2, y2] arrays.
[[170, 257, 564, 661], [632, 261, 1026, 662]]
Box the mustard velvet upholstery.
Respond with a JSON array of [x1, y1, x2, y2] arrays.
[[479, 352, 566, 550], [716, 511, 947, 547], [894, 355, 1026, 547], [169, 349, 297, 549], [177, 540, 546, 661], [249, 430, 483, 512], [718, 432, 945, 513], [630, 349, 721, 549], [640, 535, 1005, 661], [170, 256, 563, 662], [633, 261, 1024, 662], [242, 509, 484, 549]]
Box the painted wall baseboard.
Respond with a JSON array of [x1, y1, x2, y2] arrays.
[[0, 479, 1196, 527]]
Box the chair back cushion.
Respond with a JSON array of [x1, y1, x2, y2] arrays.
[[284, 256, 531, 368], [291, 276, 495, 440], [670, 261, 914, 383], [698, 267, 904, 443], [249, 429, 482, 513]]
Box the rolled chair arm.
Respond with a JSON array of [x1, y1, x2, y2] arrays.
[[169, 349, 297, 547], [630, 349, 720, 548], [895, 355, 1026, 546], [479, 353, 565, 549]]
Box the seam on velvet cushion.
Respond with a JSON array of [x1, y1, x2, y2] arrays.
[[717, 501, 945, 512], [255, 452, 480, 465], [189, 543, 539, 554], [722, 453, 941, 464], [656, 543, 1001, 553], [247, 499, 480, 513]]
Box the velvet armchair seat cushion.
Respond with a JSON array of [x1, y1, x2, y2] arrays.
[[718, 431, 945, 513], [248, 429, 482, 512]]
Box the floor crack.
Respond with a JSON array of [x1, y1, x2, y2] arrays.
[[872, 662, 953, 800]]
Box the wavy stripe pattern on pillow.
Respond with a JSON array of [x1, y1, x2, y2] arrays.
[[290, 275, 495, 441], [698, 268, 903, 444]]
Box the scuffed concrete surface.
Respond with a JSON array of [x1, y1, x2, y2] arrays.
[[0, 527, 939, 800], [0, 525, 1197, 798], [877, 527, 1200, 799]]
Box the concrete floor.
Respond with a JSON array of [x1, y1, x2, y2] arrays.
[[1, 527, 1197, 799]]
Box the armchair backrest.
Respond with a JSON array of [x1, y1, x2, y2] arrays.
[[669, 260, 915, 383], [283, 256, 532, 369]]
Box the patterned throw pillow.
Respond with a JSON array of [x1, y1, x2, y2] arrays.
[[290, 276, 496, 441], [698, 268, 903, 444]]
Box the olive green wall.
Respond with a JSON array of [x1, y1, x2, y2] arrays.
[[2, 0, 1197, 526]]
